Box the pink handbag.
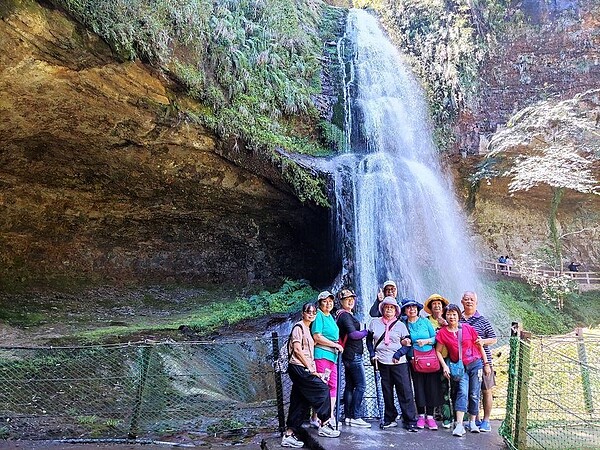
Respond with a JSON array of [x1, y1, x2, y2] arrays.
[[411, 348, 441, 373]]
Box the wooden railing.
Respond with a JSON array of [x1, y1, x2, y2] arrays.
[[479, 261, 600, 285]]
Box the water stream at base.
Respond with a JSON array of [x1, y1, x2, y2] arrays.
[[333, 9, 487, 319]]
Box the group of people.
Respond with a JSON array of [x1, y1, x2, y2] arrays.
[[498, 256, 583, 272], [282, 281, 497, 447], [497, 255, 513, 266]]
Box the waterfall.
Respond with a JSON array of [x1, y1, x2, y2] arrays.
[[334, 9, 486, 318]]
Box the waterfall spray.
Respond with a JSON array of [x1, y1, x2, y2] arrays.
[[333, 9, 487, 318]]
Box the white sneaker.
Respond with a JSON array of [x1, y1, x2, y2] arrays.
[[318, 422, 341, 438], [309, 418, 321, 429], [349, 418, 371, 427], [452, 423, 466, 436], [469, 421, 480, 433], [344, 418, 350, 426], [382, 421, 398, 428], [281, 433, 304, 448]]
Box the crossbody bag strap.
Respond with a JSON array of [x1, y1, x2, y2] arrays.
[[288, 324, 304, 362], [374, 319, 399, 351], [457, 326, 463, 362]]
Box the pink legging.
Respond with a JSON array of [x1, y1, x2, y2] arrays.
[[315, 358, 337, 397]]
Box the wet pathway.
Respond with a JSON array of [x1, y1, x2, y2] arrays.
[[0, 420, 506, 449]]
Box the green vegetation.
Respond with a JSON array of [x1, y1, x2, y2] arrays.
[[0, 309, 45, 327], [207, 418, 244, 433], [50, 0, 348, 205], [74, 279, 317, 343], [179, 278, 316, 334], [491, 278, 600, 334], [77, 415, 99, 425], [357, 0, 521, 151]]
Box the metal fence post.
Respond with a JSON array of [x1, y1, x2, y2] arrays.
[[501, 322, 521, 442], [128, 345, 153, 439], [514, 329, 531, 450], [271, 332, 286, 434], [576, 328, 594, 413]]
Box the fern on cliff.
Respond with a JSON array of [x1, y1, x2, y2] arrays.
[[51, 0, 345, 206]]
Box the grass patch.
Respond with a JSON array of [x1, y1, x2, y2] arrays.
[[490, 278, 600, 334], [0, 310, 46, 328], [72, 279, 317, 343]]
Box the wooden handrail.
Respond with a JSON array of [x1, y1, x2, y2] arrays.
[[478, 261, 600, 284]]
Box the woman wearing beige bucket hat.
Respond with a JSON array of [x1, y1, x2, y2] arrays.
[[424, 294, 449, 330], [336, 289, 370, 428], [423, 293, 452, 429]]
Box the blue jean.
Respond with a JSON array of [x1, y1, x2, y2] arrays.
[[343, 354, 367, 419], [453, 359, 482, 415]]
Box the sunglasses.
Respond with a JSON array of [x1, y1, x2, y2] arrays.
[[303, 309, 317, 315]]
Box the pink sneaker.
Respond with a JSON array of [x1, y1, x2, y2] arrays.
[[426, 418, 438, 430], [416, 417, 426, 429]]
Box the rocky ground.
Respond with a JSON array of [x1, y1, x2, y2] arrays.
[[0, 284, 292, 346]]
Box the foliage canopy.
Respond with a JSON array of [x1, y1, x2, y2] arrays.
[[52, 0, 347, 206]]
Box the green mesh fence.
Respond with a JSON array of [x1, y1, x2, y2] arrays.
[[500, 328, 600, 450], [0, 339, 279, 441], [4, 326, 595, 447]]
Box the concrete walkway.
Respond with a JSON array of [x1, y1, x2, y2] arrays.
[[260, 419, 506, 450], [0, 420, 506, 449]]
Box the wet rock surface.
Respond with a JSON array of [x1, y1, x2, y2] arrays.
[[0, 1, 329, 288]]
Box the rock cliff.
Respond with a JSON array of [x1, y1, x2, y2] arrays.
[[465, 0, 600, 267], [1, 0, 598, 292], [375, 0, 599, 268], [0, 1, 331, 287]]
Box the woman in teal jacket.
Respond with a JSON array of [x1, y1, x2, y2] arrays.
[[402, 298, 443, 430]]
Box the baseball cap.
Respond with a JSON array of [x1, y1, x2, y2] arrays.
[[317, 290, 334, 301], [383, 280, 397, 289], [338, 289, 357, 300]]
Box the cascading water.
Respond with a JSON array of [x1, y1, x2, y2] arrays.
[[335, 9, 486, 318]]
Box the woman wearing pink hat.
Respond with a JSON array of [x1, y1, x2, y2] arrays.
[[366, 297, 418, 431]]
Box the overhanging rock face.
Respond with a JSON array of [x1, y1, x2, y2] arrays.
[[0, 1, 329, 285]]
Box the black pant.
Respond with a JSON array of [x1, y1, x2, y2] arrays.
[[286, 364, 331, 433], [411, 368, 443, 412], [379, 362, 417, 426]]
